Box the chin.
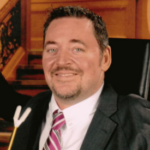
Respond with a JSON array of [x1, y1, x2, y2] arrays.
[[52, 85, 81, 100]]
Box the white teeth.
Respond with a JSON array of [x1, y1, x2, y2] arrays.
[[60, 74, 73, 76]]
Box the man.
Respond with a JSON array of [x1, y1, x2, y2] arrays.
[[11, 6, 150, 150]]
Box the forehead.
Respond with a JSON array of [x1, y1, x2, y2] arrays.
[[45, 17, 95, 40], [49, 16, 93, 26]]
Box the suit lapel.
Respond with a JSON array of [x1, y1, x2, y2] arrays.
[[27, 91, 52, 150], [81, 84, 118, 150]]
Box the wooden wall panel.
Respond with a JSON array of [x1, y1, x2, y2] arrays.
[[31, 13, 46, 37], [31, 37, 43, 50], [31, 13, 46, 50], [136, 0, 150, 39], [31, 1, 129, 11], [96, 10, 126, 38], [31, 0, 94, 2], [29, 0, 136, 51]]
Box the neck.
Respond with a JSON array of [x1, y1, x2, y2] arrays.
[[54, 83, 104, 110]]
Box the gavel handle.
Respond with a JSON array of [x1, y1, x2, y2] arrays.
[[8, 127, 17, 150]]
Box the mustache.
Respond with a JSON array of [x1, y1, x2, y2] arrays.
[[51, 66, 82, 75]]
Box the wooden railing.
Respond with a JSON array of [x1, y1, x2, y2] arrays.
[[2, 46, 25, 79], [0, 0, 21, 71], [0, 0, 19, 22]]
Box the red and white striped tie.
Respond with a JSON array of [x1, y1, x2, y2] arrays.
[[43, 110, 66, 150]]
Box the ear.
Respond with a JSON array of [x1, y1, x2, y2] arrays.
[[101, 46, 112, 72]]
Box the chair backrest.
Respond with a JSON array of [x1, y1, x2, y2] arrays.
[[105, 38, 150, 100], [0, 73, 31, 121]]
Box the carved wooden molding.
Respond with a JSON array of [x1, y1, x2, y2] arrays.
[[0, 0, 19, 22], [31, 37, 43, 41], [31, 0, 127, 3], [31, 0, 128, 12], [31, 0, 99, 2]]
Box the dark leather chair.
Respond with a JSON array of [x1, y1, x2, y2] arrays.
[[0, 73, 31, 122], [106, 38, 150, 100]]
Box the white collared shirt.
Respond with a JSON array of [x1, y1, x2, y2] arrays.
[[39, 84, 104, 150]]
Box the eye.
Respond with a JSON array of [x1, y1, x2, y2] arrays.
[[47, 49, 57, 53], [74, 48, 83, 52]]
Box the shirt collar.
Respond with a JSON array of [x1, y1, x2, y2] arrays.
[[49, 83, 104, 129], [49, 95, 61, 117]]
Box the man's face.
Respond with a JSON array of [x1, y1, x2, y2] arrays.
[[42, 17, 111, 105]]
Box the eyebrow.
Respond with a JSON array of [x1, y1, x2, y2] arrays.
[[70, 39, 87, 47], [44, 39, 87, 48], [44, 41, 57, 48]]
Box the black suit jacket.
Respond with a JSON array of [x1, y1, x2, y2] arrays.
[[11, 84, 150, 150]]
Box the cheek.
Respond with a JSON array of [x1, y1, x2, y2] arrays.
[[81, 58, 102, 84], [76, 56, 100, 74], [42, 58, 48, 72], [42, 56, 55, 72], [42, 57, 54, 83]]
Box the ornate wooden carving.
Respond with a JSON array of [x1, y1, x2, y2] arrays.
[[0, 0, 21, 70]]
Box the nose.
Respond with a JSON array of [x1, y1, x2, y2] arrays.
[[56, 49, 71, 66]]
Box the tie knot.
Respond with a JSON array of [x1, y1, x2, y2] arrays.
[[52, 110, 66, 130]]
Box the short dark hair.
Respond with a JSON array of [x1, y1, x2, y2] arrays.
[[43, 6, 109, 52]]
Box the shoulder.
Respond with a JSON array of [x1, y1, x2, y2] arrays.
[[117, 94, 150, 144], [117, 94, 150, 120], [118, 94, 150, 111], [116, 93, 150, 128], [116, 94, 150, 149]]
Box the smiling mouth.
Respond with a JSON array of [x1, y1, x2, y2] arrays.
[[55, 73, 77, 77]]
